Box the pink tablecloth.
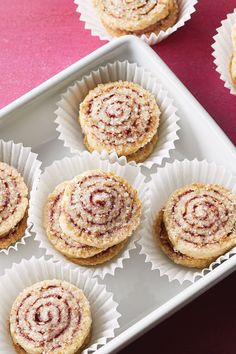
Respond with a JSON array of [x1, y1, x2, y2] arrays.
[[0, 1, 236, 353]]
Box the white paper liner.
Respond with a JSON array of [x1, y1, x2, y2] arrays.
[[138, 159, 236, 284], [0, 256, 120, 354], [55, 60, 180, 169], [212, 9, 236, 95], [0, 140, 42, 255], [29, 151, 148, 279], [74, 0, 198, 46]]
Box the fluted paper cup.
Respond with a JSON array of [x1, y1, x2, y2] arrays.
[[0, 257, 120, 354], [74, 0, 198, 46], [0, 140, 41, 255], [212, 9, 236, 95], [29, 151, 149, 279], [139, 159, 236, 284], [55, 60, 180, 169]]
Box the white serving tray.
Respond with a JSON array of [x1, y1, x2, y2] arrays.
[[0, 36, 235, 353]]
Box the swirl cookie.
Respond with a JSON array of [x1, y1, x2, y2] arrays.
[[79, 81, 160, 162], [231, 21, 236, 85], [102, 0, 179, 38], [94, 0, 178, 37], [10, 280, 92, 354], [44, 181, 128, 265], [0, 162, 28, 248], [154, 210, 216, 269], [163, 184, 236, 259], [230, 55, 236, 85], [60, 170, 142, 249]]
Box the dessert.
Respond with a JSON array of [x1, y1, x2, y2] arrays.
[[0, 162, 28, 248], [93, 0, 179, 38], [154, 210, 215, 269], [153, 183, 236, 268], [79, 81, 160, 162], [230, 21, 236, 84], [60, 170, 141, 248], [44, 170, 141, 265], [10, 279, 92, 354]]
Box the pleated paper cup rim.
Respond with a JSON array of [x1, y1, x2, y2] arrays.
[[29, 150, 149, 279], [74, 0, 198, 46], [55, 60, 180, 169], [212, 9, 236, 95], [0, 140, 42, 255], [138, 159, 236, 284], [0, 256, 120, 354]]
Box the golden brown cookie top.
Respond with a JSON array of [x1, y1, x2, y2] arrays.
[[10, 279, 92, 354], [95, 0, 172, 31], [60, 169, 142, 248], [79, 81, 160, 157], [163, 183, 236, 259]]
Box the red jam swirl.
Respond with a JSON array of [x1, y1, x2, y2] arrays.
[[15, 285, 81, 351], [87, 86, 153, 147], [65, 174, 136, 238], [171, 188, 235, 245]]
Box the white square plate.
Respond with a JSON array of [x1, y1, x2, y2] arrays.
[[0, 36, 235, 353]]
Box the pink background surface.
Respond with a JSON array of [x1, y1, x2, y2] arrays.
[[0, 0, 236, 353], [0, 0, 236, 144]]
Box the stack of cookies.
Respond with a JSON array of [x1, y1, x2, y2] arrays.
[[154, 183, 236, 268], [79, 81, 160, 163], [44, 169, 142, 266], [230, 21, 236, 84], [93, 0, 179, 38], [10, 279, 92, 354], [0, 161, 28, 249]]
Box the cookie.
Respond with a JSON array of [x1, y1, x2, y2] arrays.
[[163, 183, 236, 259], [102, 0, 178, 37], [0, 162, 28, 237], [84, 133, 158, 163], [230, 55, 236, 85], [44, 181, 106, 259], [0, 210, 28, 249], [68, 239, 127, 266], [230, 22, 236, 84], [154, 210, 216, 269], [95, 0, 172, 33], [60, 170, 142, 249], [79, 81, 160, 160], [10, 280, 92, 354]]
